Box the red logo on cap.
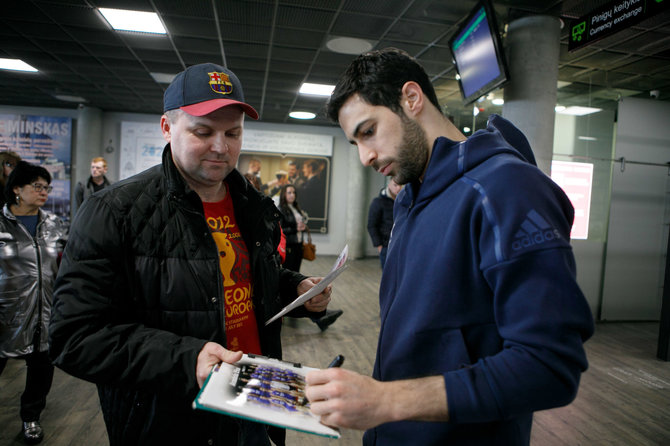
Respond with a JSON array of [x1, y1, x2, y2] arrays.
[[208, 72, 233, 95]]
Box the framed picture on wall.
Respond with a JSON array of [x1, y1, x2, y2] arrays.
[[239, 153, 330, 233], [240, 128, 333, 233]]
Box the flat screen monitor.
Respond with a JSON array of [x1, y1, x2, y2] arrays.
[[449, 0, 508, 104]]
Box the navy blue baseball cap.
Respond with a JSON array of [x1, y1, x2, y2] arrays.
[[163, 63, 259, 119]]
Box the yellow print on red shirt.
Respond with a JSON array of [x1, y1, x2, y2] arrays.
[[203, 194, 261, 354], [211, 232, 236, 286]]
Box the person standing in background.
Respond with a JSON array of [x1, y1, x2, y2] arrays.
[[73, 157, 111, 212], [0, 161, 67, 444], [0, 150, 21, 208], [278, 184, 308, 273], [367, 178, 402, 268], [278, 184, 343, 331]]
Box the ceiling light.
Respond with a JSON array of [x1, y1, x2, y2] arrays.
[[299, 83, 334, 97], [326, 36, 374, 55], [463, 127, 471, 133], [289, 111, 316, 120], [98, 8, 166, 34], [555, 105, 566, 112], [0, 58, 38, 72], [578, 136, 597, 141], [54, 94, 87, 103], [557, 106, 602, 116], [492, 98, 504, 106], [150, 72, 176, 84]]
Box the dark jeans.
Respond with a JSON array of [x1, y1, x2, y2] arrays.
[[0, 350, 54, 422], [284, 242, 304, 273]]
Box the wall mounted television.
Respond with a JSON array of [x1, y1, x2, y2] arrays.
[[448, 0, 509, 105]]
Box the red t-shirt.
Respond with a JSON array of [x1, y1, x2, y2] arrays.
[[203, 187, 262, 355]]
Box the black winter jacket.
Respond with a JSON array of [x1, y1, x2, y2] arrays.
[[49, 145, 311, 446]]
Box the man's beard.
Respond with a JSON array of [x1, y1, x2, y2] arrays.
[[392, 113, 430, 185]]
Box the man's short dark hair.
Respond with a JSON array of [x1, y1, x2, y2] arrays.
[[326, 47, 441, 123], [5, 161, 52, 205]]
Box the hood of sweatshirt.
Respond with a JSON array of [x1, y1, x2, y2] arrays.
[[399, 114, 536, 208]]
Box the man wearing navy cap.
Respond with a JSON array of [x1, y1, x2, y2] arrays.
[[49, 63, 333, 446]]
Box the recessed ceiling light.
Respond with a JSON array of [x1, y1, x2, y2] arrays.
[[326, 36, 374, 55], [0, 58, 38, 72], [557, 106, 602, 116], [555, 105, 566, 112], [299, 83, 334, 97], [289, 111, 316, 120], [463, 127, 471, 133], [578, 136, 597, 141], [98, 8, 166, 34], [492, 98, 504, 106], [150, 72, 176, 84], [54, 94, 87, 103]]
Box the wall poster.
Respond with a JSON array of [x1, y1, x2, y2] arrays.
[[120, 121, 166, 180], [0, 114, 72, 221], [240, 129, 333, 233]]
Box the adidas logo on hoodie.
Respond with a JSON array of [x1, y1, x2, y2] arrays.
[[512, 209, 562, 251]]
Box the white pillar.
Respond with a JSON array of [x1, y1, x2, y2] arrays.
[[344, 148, 368, 259], [502, 15, 561, 175]]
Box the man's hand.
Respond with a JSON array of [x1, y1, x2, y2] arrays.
[[305, 368, 390, 430], [298, 277, 331, 313], [305, 369, 449, 430], [196, 342, 243, 388]]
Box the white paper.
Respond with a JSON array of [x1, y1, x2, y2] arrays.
[[265, 245, 348, 326]]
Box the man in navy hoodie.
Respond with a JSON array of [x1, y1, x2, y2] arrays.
[[305, 48, 594, 445]]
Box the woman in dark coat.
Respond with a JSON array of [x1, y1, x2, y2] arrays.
[[277, 184, 307, 273]]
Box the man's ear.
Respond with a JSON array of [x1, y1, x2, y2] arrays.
[[401, 82, 424, 117], [160, 115, 172, 143]]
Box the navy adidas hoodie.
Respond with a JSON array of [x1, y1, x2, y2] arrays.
[[363, 115, 594, 445]]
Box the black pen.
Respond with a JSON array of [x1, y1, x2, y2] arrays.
[[327, 355, 344, 368]]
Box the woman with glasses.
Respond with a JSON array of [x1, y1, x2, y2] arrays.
[[0, 150, 21, 207], [0, 161, 67, 444]]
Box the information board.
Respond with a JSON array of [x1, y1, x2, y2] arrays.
[[568, 0, 668, 52]]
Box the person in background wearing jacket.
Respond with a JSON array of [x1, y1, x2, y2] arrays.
[[366, 178, 402, 268], [73, 156, 111, 213], [48, 63, 333, 446], [278, 184, 343, 331], [0, 149, 21, 207], [0, 161, 67, 444], [305, 48, 594, 445]]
